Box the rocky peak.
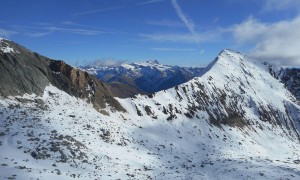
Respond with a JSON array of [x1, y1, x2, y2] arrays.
[[0, 39, 125, 113], [145, 60, 160, 64]]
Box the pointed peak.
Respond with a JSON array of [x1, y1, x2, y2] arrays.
[[219, 49, 242, 57], [216, 49, 247, 64], [145, 60, 160, 64], [198, 49, 249, 75]]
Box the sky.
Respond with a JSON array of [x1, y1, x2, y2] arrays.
[[0, 0, 300, 67]]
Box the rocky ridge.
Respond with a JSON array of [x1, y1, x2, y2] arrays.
[[0, 38, 125, 112]]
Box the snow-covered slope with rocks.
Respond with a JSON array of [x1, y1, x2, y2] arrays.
[[0, 85, 300, 179], [1, 43, 300, 179], [81, 60, 205, 97]]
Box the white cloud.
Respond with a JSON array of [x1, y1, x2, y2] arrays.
[[86, 58, 125, 67], [47, 27, 106, 35], [150, 47, 195, 51], [136, 0, 164, 6], [139, 32, 217, 44], [264, 0, 300, 11], [230, 17, 268, 44], [17, 25, 119, 37], [61, 21, 86, 26], [28, 31, 53, 37], [231, 15, 300, 66], [73, 6, 123, 16], [10, 23, 126, 38], [145, 19, 184, 28], [27, 27, 105, 36], [171, 0, 199, 42], [0, 29, 17, 38]]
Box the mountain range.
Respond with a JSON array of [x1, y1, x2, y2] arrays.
[[80, 60, 205, 98], [0, 38, 300, 179]]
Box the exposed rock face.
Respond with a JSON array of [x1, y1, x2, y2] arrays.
[[0, 39, 51, 96], [278, 68, 300, 101], [107, 82, 142, 98], [0, 39, 125, 112], [266, 63, 300, 102]]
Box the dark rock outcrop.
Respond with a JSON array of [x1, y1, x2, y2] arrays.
[[278, 68, 300, 101], [0, 39, 125, 112], [266, 63, 300, 102]]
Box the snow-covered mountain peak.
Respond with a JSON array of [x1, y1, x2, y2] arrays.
[[205, 49, 268, 77], [122, 60, 172, 71], [191, 49, 252, 81], [145, 60, 160, 64], [216, 49, 246, 64]]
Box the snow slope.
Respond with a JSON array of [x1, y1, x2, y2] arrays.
[[1, 50, 300, 179], [1, 85, 300, 179]]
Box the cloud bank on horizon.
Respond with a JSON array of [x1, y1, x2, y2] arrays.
[[0, 0, 299, 66]]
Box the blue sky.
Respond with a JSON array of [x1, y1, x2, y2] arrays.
[[1, 0, 300, 67]]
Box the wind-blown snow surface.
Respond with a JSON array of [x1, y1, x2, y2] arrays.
[[1, 50, 300, 179]]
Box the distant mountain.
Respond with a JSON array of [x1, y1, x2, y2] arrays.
[[1, 39, 300, 179], [0, 38, 125, 112], [80, 60, 205, 98]]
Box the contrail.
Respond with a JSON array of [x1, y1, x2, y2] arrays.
[[171, 0, 197, 37]]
